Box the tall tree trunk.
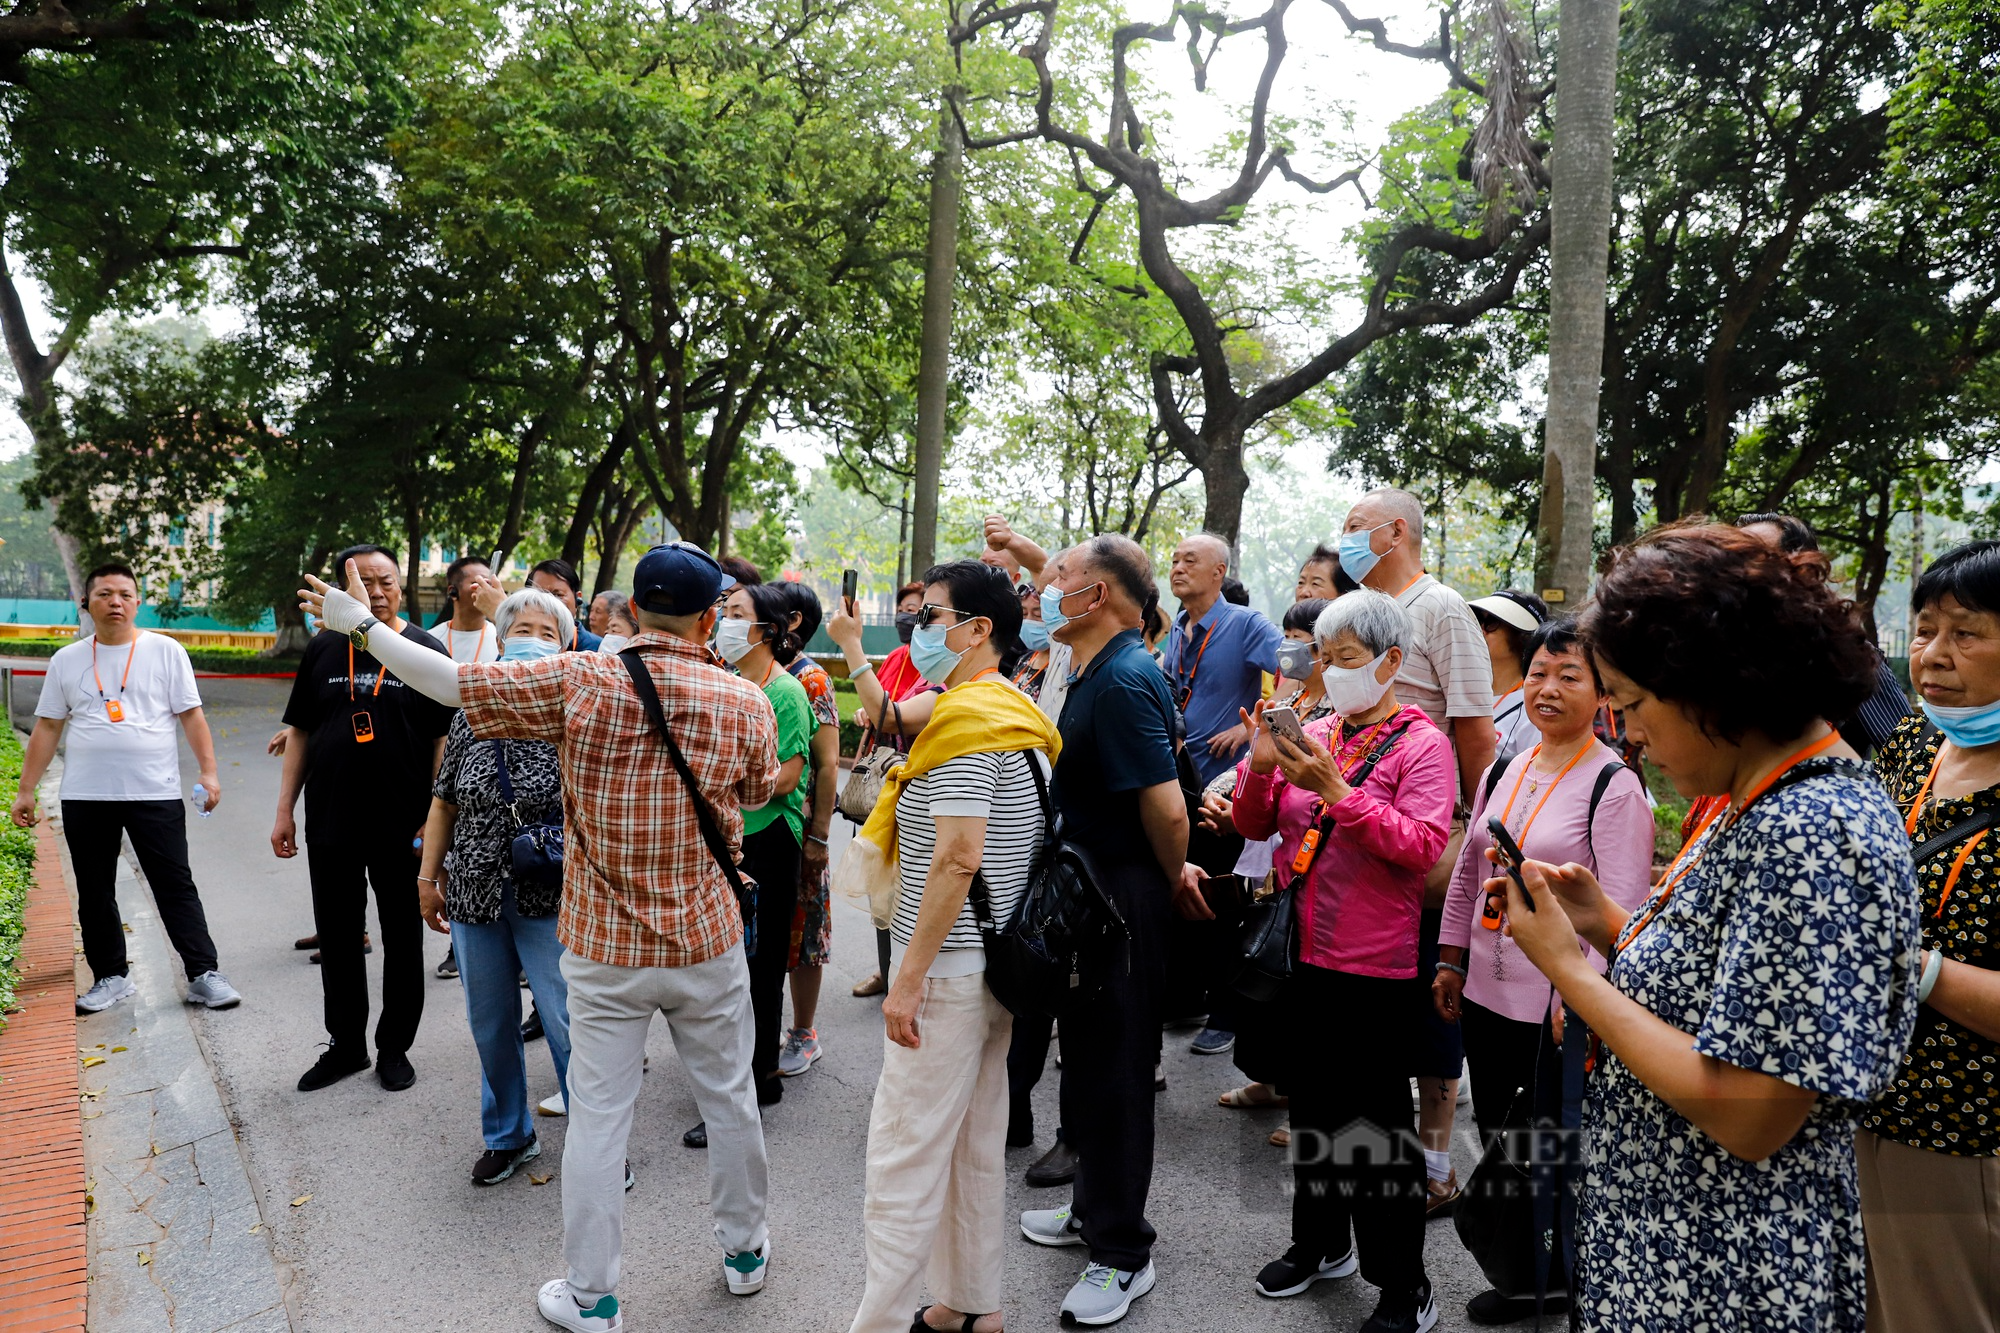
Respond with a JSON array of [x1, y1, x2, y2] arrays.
[[564, 419, 635, 568], [1536, 0, 1621, 604], [1198, 431, 1250, 568], [0, 249, 87, 605], [400, 471, 425, 615], [908, 97, 963, 574]]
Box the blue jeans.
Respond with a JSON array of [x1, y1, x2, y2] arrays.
[[453, 885, 571, 1150]]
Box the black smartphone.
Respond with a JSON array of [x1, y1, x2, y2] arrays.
[[1485, 815, 1536, 913], [841, 568, 858, 603]]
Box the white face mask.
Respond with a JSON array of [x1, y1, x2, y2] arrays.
[[713, 617, 755, 665], [1322, 650, 1394, 716]]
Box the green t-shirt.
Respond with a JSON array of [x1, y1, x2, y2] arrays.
[[742, 665, 812, 842]]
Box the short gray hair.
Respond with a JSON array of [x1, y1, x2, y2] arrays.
[[1314, 587, 1409, 657], [1362, 487, 1426, 544], [494, 588, 575, 646]]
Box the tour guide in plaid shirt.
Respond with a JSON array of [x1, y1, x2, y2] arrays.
[[300, 542, 779, 1333]]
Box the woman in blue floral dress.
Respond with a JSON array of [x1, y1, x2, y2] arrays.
[[1495, 525, 1922, 1332]]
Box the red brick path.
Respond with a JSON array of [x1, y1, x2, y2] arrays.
[[0, 821, 87, 1330]]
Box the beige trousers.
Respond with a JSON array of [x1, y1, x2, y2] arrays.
[[849, 973, 1014, 1333], [1857, 1128, 2000, 1333]]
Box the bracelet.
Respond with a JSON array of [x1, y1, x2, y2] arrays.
[[848, 662, 876, 681], [1435, 961, 1468, 978], [1917, 949, 1945, 1004], [805, 834, 828, 847], [417, 875, 439, 886]]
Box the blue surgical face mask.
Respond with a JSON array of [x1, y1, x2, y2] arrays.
[[1040, 581, 1101, 635], [1921, 698, 2000, 749], [910, 623, 967, 685], [501, 636, 562, 662], [1336, 521, 1394, 585], [1019, 617, 1051, 653]]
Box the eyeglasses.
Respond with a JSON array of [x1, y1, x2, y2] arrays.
[[915, 603, 985, 630]]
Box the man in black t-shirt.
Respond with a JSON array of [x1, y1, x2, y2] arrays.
[[273, 545, 454, 1093]]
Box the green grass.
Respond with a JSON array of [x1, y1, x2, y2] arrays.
[[0, 637, 298, 675], [0, 729, 35, 1026]]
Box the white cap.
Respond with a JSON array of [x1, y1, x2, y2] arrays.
[[1468, 594, 1543, 634]]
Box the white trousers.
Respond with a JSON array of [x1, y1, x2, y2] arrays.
[[849, 973, 1014, 1333], [560, 946, 768, 1304]]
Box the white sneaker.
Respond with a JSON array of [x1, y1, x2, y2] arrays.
[[537, 1090, 566, 1116], [76, 975, 137, 1014], [723, 1240, 768, 1296], [184, 971, 242, 1009], [537, 1278, 621, 1331], [1060, 1261, 1156, 1326], [1021, 1201, 1086, 1247]]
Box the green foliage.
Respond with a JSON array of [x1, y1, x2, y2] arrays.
[[0, 728, 34, 1024]]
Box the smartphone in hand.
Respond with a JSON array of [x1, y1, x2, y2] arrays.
[[1485, 815, 1536, 914], [842, 568, 859, 603], [1263, 704, 1305, 746]]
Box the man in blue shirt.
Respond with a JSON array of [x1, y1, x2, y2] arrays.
[[1158, 534, 1283, 1056], [1159, 534, 1284, 785], [1018, 534, 1197, 1329]]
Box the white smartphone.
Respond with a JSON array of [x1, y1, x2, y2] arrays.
[[1263, 704, 1305, 745]]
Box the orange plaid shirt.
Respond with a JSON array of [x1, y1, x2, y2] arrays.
[[459, 631, 778, 969]]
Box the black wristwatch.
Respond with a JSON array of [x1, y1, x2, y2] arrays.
[[349, 616, 380, 649]]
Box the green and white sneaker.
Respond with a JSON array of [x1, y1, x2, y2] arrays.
[[723, 1240, 769, 1296], [1021, 1201, 1085, 1247], [1060, 1261, 1155, 1326], [537, 1278, 620, 1331]]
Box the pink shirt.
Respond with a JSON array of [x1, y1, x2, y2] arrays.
[[1438, 741, 1656, 1022], [1233, 705, 1454, 978]]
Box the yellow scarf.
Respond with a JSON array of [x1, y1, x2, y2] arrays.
[[833, 675, 1062, 927]]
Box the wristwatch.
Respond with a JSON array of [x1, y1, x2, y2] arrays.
[[349, 615, 380, 649]]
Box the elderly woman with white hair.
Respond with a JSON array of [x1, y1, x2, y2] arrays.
[[415, 588, 575, 1187], [1230, 588, 1457, 1333]]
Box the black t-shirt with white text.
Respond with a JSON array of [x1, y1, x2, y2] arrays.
[[282, 626, 455, 836]]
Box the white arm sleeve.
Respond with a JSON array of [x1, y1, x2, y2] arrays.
[[364, 622, 463, 707]]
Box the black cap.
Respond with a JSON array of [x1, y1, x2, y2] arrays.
[[631, 542, 724, 616]]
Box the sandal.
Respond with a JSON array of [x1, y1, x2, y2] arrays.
[[1218, 1083, 1286, 1109], [911, 1306, 1000, 1333], [1269, 1120, 1292, 1148]]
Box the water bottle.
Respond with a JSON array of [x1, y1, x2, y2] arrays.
[[191, 784, 212, 819]]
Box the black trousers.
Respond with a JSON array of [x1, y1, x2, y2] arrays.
[[1285, 964, 1428, 1296], [306, 826, 425, 1055], [1059, 855, 1169, 1271], [64, 799, 218, 983], [1008, 1012, 1055, 1144], [740, 820, 800, 1105], [1459, 996, 1570, 1291]]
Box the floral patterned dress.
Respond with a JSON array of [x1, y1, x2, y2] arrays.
[[786, 655, 839, 968], [1572, 758, 1921, 1332]]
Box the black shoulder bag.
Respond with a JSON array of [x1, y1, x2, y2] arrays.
[[1231, 719, 1414, 1002], [618, 649, 761, 957], [964, 749, 1055, 1018], [490, 740, 565, 889]]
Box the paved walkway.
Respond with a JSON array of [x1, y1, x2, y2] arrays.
[[79, 677, 1496, 1331]]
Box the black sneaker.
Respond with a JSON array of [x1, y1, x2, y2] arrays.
[[521, 1007, 544, 1042], [297, 1043, 371, 1092], [1025, 1136, 1077, 1187], [1360, 1281, 1438, 1333], [683, 1121, 708, 1150], [625, 1160, 636, 1191], [436, 946, 458, 980], [1256, 1243, 1358, 1298], [1466, 1289, 1570, 1325], [377, 1050, 416, 1091], [471, 1137, 540, 1185]]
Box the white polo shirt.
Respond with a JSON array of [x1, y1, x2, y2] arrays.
[[35, 632, 203, 801]]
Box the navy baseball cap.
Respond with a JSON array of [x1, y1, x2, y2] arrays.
[[632, 542, 724, 615]]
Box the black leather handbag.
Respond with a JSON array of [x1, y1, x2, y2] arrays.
[[1230, 719, 1412, 1001], [491, 740, 565, 889]]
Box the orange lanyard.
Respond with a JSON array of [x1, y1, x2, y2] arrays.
[[347, 640, 389, 701], [446, 622, 487, 662], [1497, 742, 1593, 855], [1173, 617, 1217, 707], [1331, 713, 1397, 779], [1288, 714, 1396, 877], [1905, 743, 1990, 919], [1619, 730, 1842, 951], [90, 634, 139, 701]]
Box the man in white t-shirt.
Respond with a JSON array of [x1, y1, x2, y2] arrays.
[[433, 555, 503, 665], [10, 563, 240, 1015]]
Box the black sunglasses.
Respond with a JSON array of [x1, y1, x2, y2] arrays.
[[915, 603, 986, 630]]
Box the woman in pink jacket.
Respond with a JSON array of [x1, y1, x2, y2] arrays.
[[1232, 588, 1456, 1333]]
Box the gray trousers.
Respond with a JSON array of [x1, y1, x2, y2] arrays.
[[560, 946, 769, 1303]]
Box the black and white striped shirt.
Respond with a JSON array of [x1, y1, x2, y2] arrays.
[[891, 748, 1051, 976]]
